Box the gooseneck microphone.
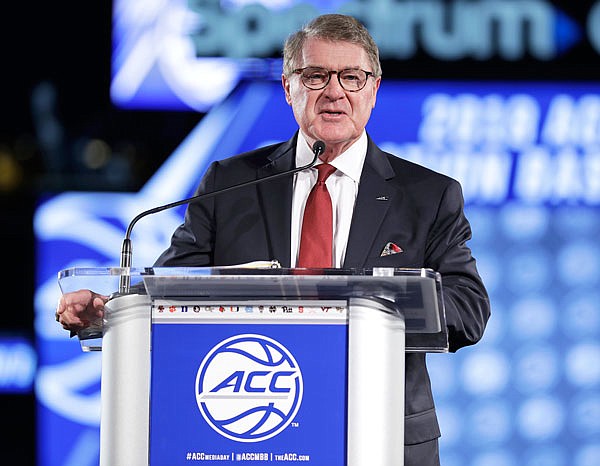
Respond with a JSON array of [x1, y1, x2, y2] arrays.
[[118, 140, 326, 293]]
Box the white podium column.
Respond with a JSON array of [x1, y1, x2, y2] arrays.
[[100, 294, 151, 466], [347, 297, 406, 466]]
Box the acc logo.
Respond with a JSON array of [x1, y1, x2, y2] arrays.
[[195, 334, 303, 442]]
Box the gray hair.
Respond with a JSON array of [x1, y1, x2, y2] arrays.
[[283, 14, 382, 78]]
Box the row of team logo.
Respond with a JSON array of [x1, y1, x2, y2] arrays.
[[153, 303, 347, 315]]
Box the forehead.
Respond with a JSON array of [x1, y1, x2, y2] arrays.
[[299, 38, 370, 69]]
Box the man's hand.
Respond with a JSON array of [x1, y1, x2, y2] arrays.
[[55, 289, 109, 333]]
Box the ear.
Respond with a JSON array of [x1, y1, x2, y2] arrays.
[[282, 74, 292, 105], [371, 76, 381, 108]]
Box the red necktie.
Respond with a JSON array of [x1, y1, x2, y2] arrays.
[[297, 163, 337, 268]]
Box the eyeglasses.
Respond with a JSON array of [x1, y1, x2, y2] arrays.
[[293, 67, 374, 92]]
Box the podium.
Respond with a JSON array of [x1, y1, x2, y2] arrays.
[[58, 266, 448, 466]]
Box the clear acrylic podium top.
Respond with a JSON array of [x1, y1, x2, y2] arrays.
[[58, 265, 448, 352]]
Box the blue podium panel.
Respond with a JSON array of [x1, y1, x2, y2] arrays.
[[149, 300, 348, 465]]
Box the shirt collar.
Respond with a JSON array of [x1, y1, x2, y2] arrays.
[[295, 131, 368, 183]]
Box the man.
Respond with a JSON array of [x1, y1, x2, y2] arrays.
[[56, 13, 490, 465]]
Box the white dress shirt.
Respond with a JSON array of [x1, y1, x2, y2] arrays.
[[290, 131, 368, 268]]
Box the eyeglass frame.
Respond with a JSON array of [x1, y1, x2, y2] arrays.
[[292, 67, 375, 92]]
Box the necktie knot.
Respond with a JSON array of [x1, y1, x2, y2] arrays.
[[316, 163, 336, 184]]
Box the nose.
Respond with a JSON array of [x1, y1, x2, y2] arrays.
[[323, 72, 346, 98]]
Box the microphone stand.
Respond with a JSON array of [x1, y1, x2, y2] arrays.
[[118, 140, 326, 294]]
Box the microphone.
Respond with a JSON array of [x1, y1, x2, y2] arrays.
[[118, 140, 326, 293]]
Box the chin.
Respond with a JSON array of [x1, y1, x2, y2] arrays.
[[314, 127, 354, 143]]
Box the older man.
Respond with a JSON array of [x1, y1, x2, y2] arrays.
[[57, 14, 490, 465]]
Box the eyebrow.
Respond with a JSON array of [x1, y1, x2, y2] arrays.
[[303, 66, 363, 70]]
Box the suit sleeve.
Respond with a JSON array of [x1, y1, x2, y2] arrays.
[[425, 179, 490, 352]]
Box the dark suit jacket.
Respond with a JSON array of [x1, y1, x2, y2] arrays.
[[155, 132, 490, 446]]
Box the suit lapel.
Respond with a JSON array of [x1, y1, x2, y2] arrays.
[[343, 140, 397, 268], [256, 137, 297, 267]]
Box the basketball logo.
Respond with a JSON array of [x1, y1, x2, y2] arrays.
[[195, 334, 303, 442]]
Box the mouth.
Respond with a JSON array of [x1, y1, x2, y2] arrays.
[[320, 110, 345, 117]]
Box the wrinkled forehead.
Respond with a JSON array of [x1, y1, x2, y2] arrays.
[[297, 38, 371, 70]]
